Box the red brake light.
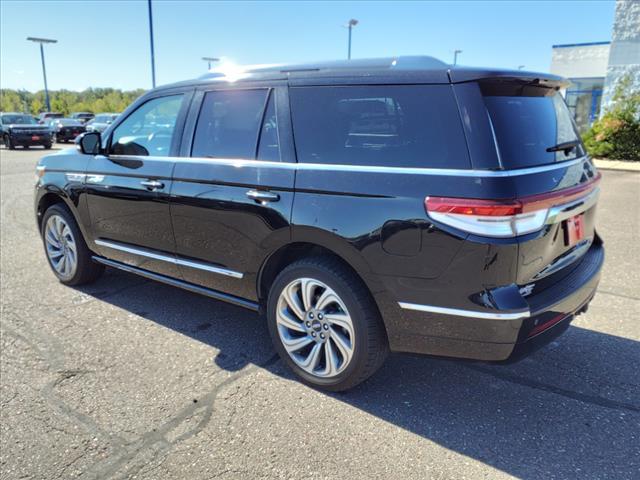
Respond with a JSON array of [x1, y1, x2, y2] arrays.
[[425, 173, 601, 238], [426, 197, 523, 217]]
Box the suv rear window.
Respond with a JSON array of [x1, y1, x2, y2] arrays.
[[482, 85, 584, 169], [290, 85, 470, 169]]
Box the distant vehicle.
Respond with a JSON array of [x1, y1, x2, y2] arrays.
[[1, 112, 52, 149], [49, 118, 86, 143], [37, 112, 63, 124], [85, 113, 119, 133], [70, 112, 95, 124]]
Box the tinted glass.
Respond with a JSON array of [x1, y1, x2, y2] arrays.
[[257, 91, 280, 161], [289, 85, 470, 168], [110, 95, 183, 157], [484, 90, 583, 169], [1, 115, 36, 125], [192, 89, 268, 159]]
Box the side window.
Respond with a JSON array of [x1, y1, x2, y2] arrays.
[[289, 85, 470, 169], [191, 89, 268, 159], [257, 91, 280, 161], [110, 95, 183, 157]]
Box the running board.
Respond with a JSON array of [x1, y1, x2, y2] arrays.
[[91, 256, 260, 312]]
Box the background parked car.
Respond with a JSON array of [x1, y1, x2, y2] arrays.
[[85, 113, 119, 133], [70, 112, 95, 124], [49, 118, 86, 143], [1, 112, 52, 149], [37, 112, 63, 125]]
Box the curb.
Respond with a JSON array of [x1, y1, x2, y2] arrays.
[[593, 159, 640, 173]]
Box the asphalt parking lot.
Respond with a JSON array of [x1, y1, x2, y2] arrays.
[[1, 146, 639, 479]]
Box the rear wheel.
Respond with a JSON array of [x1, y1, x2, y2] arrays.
[[267, 257, 388, 391], [41, 204, 104, 286]]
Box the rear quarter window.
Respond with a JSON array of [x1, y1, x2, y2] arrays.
[[290, 85, 470, 169]]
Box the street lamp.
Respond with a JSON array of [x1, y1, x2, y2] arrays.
[[453, 49, 462, 66], [147, 0, 156, 88], [344, 19, 359, 60], [202, 57, 220, 70], [26, 37, 57, 112], [518, 65, 526, 70]]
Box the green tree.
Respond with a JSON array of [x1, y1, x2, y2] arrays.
[[583, 76, 640, 161], [0, 87, 147, 116], [0, 89, 23, 112]]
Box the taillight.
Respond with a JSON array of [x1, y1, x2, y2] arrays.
[[425, 173, 601, 238]]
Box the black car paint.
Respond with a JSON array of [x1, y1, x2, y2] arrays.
[[1, 116, 52, 148], [34, 62, 603, 362]]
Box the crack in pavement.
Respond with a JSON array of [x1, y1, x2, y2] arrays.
[[81, 354, 280, 480], [3, 316, 282, 480]]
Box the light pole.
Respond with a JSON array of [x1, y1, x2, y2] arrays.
[[202, 57, 220, 70], [518, 65, 526, 70], [147, 0, 156, 88], [453, 49, 462, 66], [345, 19, 359, 60], [27, 37, 57, 112]]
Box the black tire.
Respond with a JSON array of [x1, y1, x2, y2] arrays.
[[267, 256, 388, 391], [41, 204, 104, 286], [7, 136, 15, 150], [43, 142, 52, 149]]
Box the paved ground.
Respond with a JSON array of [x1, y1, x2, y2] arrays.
[[1, 146, 639, 480]]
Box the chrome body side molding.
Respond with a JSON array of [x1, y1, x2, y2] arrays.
[[398, 302, 530, 320], [91, 256, 258, 311], [94, 239, 244, 279]]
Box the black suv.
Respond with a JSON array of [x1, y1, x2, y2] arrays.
[[1, 112, 53, 149], [34, 57, 603, 391]]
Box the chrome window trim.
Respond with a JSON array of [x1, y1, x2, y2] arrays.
[[94, 239, 244, 279], [398, 302, 530, 320], [106, 154, 589, 178]]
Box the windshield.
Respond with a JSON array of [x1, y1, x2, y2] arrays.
[[1, 114, 37, 125], [483, 87, 584, 169]]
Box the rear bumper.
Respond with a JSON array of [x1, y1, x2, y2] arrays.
[[389, 238, 604, 361], [56, 130, 85, 141]]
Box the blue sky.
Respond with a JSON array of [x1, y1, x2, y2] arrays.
[[1, 0, 616, 92]]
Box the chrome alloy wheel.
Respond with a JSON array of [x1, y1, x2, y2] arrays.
[[276, 278, 355, 378], [44, 215, 77, 280]]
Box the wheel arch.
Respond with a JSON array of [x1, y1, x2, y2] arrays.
[[36, 189, 93, 250]]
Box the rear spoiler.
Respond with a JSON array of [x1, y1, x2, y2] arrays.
[[447, 67, 570, 90]]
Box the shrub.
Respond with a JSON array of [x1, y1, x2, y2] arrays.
[[583, 76, 640, 161]]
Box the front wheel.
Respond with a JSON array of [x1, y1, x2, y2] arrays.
[[267, 257, 388, 391], [6, 136, 15, 150], [41, 204, 104, 286]]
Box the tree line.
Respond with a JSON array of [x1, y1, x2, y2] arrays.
[[0, 88, 146, 116]]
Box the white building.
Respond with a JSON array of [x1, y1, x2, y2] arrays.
[[550, 0, 639, 132], [550, 41, 610, 131]]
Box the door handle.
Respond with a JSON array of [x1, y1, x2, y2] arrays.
[[140, 179, 164, 190], [246, 189, 280, 203]]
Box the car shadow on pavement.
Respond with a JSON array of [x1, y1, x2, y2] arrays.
[[76, 268, 640, 479]]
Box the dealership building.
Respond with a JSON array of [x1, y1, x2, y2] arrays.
[[550, 0, 639, 132]]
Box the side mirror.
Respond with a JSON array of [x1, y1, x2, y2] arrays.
[[77, 131, 101, 155]]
